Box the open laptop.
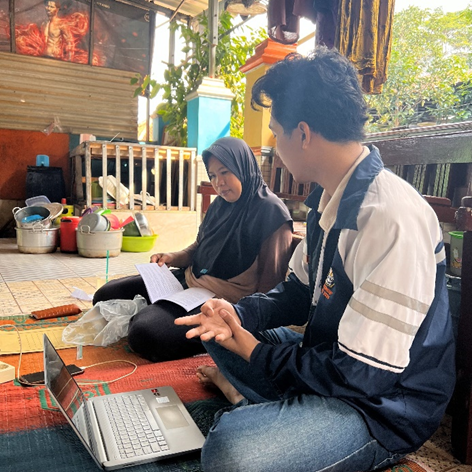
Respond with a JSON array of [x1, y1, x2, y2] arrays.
[[43, 334, 205, 470]]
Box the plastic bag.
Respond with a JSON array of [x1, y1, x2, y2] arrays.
[[62, 295, 147, 347]]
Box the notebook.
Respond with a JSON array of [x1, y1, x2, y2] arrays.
[[43, 334, 205, 470]]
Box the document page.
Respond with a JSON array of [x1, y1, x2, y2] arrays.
[[160, 287, 215, 312], [135, 263, 214, 311]]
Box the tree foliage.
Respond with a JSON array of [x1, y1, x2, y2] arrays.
[[132, 13, 266, 145], [366, 6, 472, 132]]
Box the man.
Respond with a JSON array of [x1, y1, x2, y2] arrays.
[[176, 47, 455, 472], [42, 0, 73, 60]]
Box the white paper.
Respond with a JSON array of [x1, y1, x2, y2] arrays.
[[135, 263, 214, 311], [136, 263, 183, 300], [160, 287, 215, 312], [71, 287, 94, 301]]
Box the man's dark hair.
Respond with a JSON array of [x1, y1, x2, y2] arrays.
[[251, 47, 368, 142]]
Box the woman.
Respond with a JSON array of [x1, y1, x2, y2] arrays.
[[94, 137, 293, 362]]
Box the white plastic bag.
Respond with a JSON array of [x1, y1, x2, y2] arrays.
[[62, 295, 147, 347]]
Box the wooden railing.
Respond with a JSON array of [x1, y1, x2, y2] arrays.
[[70, 141, 198, 211]]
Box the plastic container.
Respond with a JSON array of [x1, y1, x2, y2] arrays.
[[61, 198, 74, 217], [76, 228, 123, 258], [104, 213, 121, 230], [60, 217, 80, 253], [449, 231, 464, 276], [25, 195, 51, 206], [121, 235, 158, 252]]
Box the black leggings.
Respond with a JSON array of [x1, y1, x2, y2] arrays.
[[93, 274, 206, 362]]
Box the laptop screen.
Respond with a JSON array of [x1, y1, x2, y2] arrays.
[[44, 334, 85, 419], [43, 335, 95, 456]]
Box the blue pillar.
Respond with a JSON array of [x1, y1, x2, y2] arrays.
[[186, 77, 235, 155]]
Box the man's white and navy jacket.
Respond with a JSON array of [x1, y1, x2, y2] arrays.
[[235, 146, 456, 454]]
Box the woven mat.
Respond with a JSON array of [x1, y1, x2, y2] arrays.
[[0, 318, 432, 472], [0, 340, 221, 472], [0, 314, 82, 328], [0, 314, 82, 354], [0, 350, 433, 472], [378, 459, 434, 472]]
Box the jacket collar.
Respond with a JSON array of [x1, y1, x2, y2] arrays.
[[305, 145, 384, 231]]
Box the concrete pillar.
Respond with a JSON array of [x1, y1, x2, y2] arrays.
[[240, 38, 297, 149], [186, 77, 235, 156]]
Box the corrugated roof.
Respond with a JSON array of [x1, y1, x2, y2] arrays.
[[122, 0, 213, 19], [150, 0, 210, 18]]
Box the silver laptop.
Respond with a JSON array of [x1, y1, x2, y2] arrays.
[[43, 334, 205, 470]]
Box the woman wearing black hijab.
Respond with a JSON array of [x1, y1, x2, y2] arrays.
[[94, 137, 293, 362]]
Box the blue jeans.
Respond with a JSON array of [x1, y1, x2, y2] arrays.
[[201, 329, 404, 472]]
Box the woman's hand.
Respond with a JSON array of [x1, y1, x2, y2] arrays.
[[150, 252, 175, 266]]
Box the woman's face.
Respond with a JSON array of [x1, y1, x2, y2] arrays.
[[207, 156, 242, 203]]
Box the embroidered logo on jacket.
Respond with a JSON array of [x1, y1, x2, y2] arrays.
[[321, 268, 335, 299]]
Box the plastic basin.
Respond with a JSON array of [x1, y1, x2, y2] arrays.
[[121, 235, 157, 252]]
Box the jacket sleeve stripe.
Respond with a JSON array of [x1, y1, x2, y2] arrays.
[[361, 280, 430, 314], [349, 297, 420, 336]]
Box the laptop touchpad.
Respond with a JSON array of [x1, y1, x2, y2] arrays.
[[156, 406, 189, 429]]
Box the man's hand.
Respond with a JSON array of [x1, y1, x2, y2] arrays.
[[175, 299, 259, 361], [217, 309, 260, 361], [175, 298, 238, 342]]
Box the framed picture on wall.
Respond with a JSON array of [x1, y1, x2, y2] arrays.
[[5, 0, 150, 72], [14, 0, 91, 63], [0, 0, 10, 51]]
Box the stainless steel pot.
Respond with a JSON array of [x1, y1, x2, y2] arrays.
[[76, 227, 123, 258], [15, 227, 59, 254], [12, 206, 52, 229]]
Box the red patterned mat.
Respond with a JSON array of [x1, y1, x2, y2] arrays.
[[0, 340, 215, 435], [0, 325, 431, 472]]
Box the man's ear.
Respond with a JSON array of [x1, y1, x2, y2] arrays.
[[298, 122, 311, 148]]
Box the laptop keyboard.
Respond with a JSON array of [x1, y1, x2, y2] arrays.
[[104, 394, 169, 459]]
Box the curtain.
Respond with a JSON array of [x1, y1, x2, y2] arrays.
[[267, 0, 395, 94]]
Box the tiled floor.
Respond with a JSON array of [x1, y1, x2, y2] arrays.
[[0, 237, 471, 471], [0, 238, 153, 316]]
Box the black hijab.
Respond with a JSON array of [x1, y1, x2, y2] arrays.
[[191, 137, 293, 280]]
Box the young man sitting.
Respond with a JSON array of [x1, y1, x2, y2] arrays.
[[176, 47, 456, 472]]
